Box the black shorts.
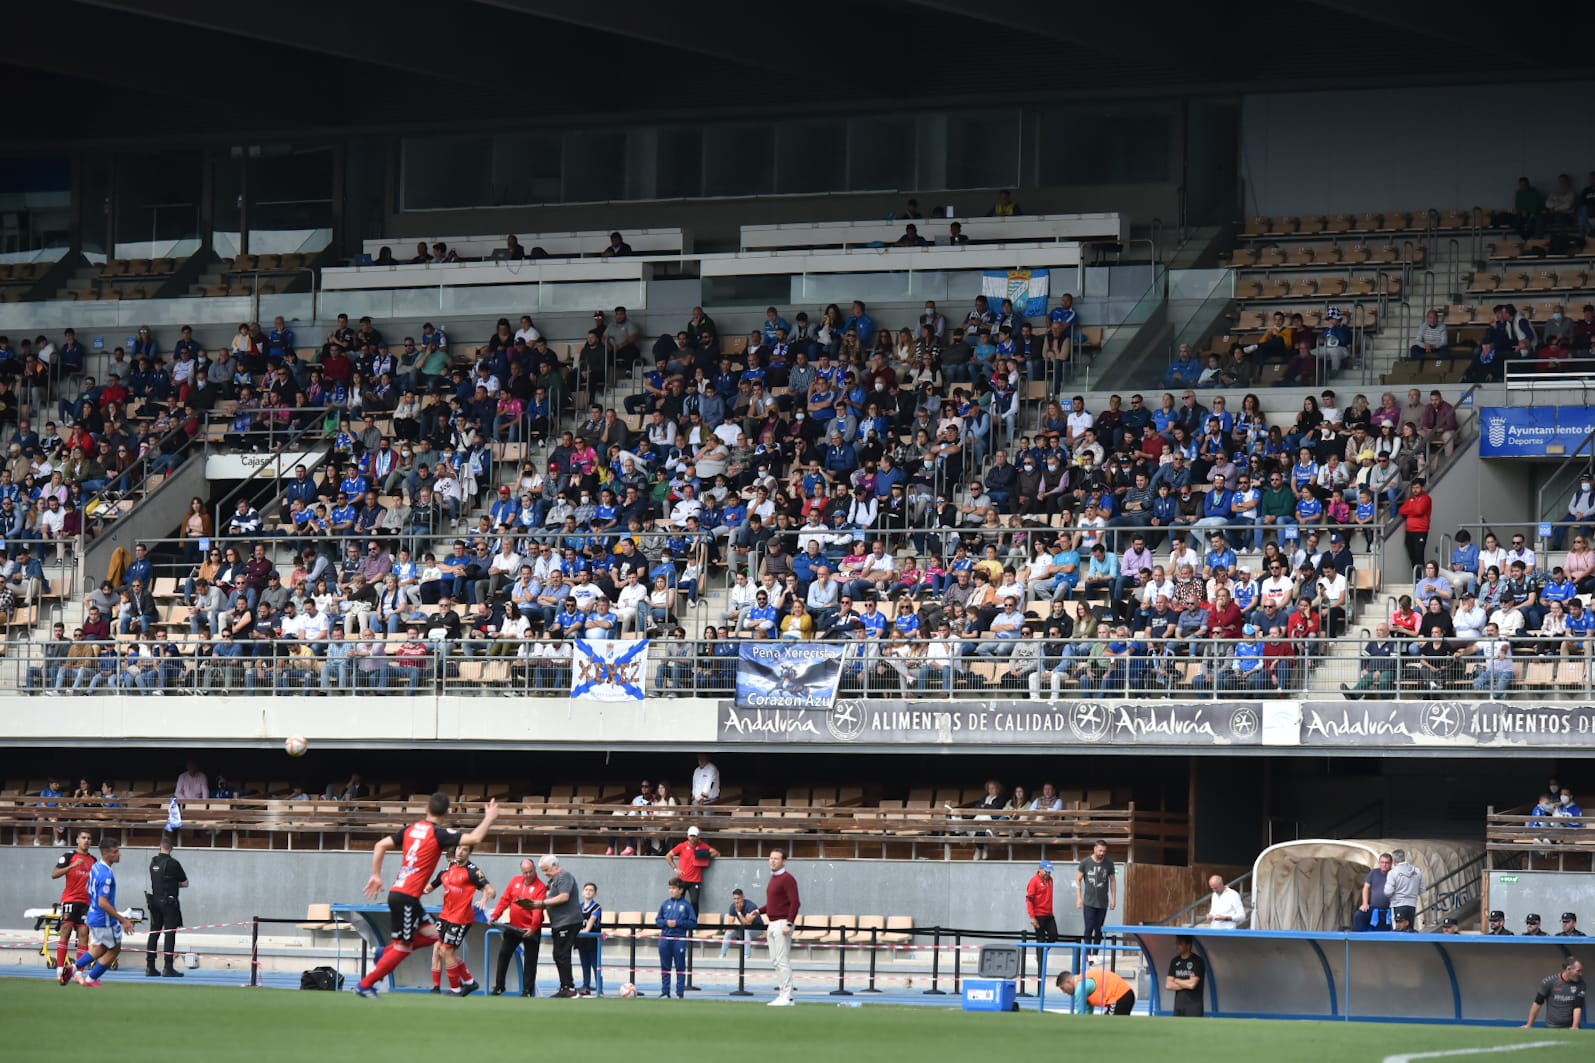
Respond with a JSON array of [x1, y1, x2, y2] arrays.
[[60, 902, 89, 926], [388, 893, 436, 945], [439, 920, 470, 948]]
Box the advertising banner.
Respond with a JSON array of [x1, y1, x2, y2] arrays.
[[1478, 406, 1595, 458], [1296, 700, 1595, 747], [718, 697, 1263, 746]]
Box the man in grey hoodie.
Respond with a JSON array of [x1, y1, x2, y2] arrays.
[[1385, 848, 1425, 930]]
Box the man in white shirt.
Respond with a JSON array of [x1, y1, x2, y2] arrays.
[[1259, 563, 1296, 610], [174, 760, 209, 799], [1488, 603, 1525, 639], [1207, 874, 1245, 929], [1167, 535, 1199, 576], [724, 572, 758, 626], [298, 599, 331, 644], [568, 572, 603, 610], [1138, 567, 1176, 609], [1453, 593, 1488, 640], [691, 754, 721, 805], [1505, 535, 1537, 574], [669, 485, 704, 529], [1065, 396, 1095, 447]]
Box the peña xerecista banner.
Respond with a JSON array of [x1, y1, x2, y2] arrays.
[[716, 698, 1264, 746]]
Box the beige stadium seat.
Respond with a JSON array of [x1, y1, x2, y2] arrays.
[[881, 916, 914, 944], [1324, 214, 1353, 234], [794, 916, 831, 943]]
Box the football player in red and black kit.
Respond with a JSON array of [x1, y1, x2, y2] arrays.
[[50, 830, 96, 984], [424, 843, 495, 996], [356, 793, 499, 998]]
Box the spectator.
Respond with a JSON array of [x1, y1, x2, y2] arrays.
[[174, 760, 209, 799], [1410, 309, 1450, 361]]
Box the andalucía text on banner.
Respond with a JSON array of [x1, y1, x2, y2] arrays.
[[735, 642, 844, 710], [570, 638, 649, 702]]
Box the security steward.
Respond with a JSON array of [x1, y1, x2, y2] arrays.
[[1486, 909, 1513, 936], [145, 831, 189, 977], [1558, 911, 1587, 937], [1524, 913, 1548, 936]]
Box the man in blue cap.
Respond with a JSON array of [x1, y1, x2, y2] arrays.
[[1026, 860, 1057, 942]]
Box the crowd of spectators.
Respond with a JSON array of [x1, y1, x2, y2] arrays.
[[0, 294, 1499, 702], [1345, 527, 1595, 697]]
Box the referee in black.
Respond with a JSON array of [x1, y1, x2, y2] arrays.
[[145, 832, 189, 977]]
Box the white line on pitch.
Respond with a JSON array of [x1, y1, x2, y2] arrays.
[[1382, 1042, 1566, 1063]]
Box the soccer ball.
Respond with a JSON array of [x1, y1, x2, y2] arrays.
[[284, 735, 308, 758], [618, 982, 637, 998]]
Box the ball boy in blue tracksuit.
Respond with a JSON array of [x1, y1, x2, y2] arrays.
[[655, 877, 698, 998]]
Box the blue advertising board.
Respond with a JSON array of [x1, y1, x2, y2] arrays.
[[1478, 406, 1595, 457]]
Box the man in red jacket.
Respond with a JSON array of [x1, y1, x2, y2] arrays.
[[1025, 860, 1057, 942], [1398, 478, 1432, 575], [490, 859, 547, 996], [747, 849, 801, 1006]]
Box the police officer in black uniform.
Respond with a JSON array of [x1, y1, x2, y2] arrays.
[[1558, 911, 1586, 937], [1524, 913, 1548, 936], [146, 831, 189, 977], [1487, 909, 1513, 936]]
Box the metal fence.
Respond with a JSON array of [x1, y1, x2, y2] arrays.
[[7, 634, 1593, 701]]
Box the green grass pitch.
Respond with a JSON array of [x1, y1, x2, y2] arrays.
[[3, 979, 1584, 1063]]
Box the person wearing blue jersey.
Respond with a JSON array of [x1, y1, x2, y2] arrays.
[[74, 836, 133, 987], [654, 878, 698, 998], [1222, 625, 1272, 693]]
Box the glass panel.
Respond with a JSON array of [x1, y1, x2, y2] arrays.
[[945, 111, 1019, 191], [251, 145, 335, 231], [115, 150, 203, 251], [847, 116, 914, 191], [702, 274, 789, 307], [561, 131, 628, 204], [493, 132, 562, 206], [655, 127, 703, 200], [1036, 104, 1172, 186], [1185, 99, 1240, 226], [402, 135, 491, 209], [704, 125, 773, 198], [774, 119, 845, 195], [0, 157, 71, 252], [211, 153, 242, 238], [80, 159, 114, 258]]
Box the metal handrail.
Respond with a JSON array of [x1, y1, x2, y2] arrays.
[[8, 634, 1595, 701], [1415, 852, 1487, 926], [1157, 871, 1253, 928], [1534, 426, 1595, 525]]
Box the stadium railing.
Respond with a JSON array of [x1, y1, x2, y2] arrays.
[[1485, 807, 1595, 873], [0, 793, 1181, 863], [1, 635, 1588, 701]]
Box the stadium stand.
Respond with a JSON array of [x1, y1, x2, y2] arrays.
[[0, 258, 1586, 706]]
